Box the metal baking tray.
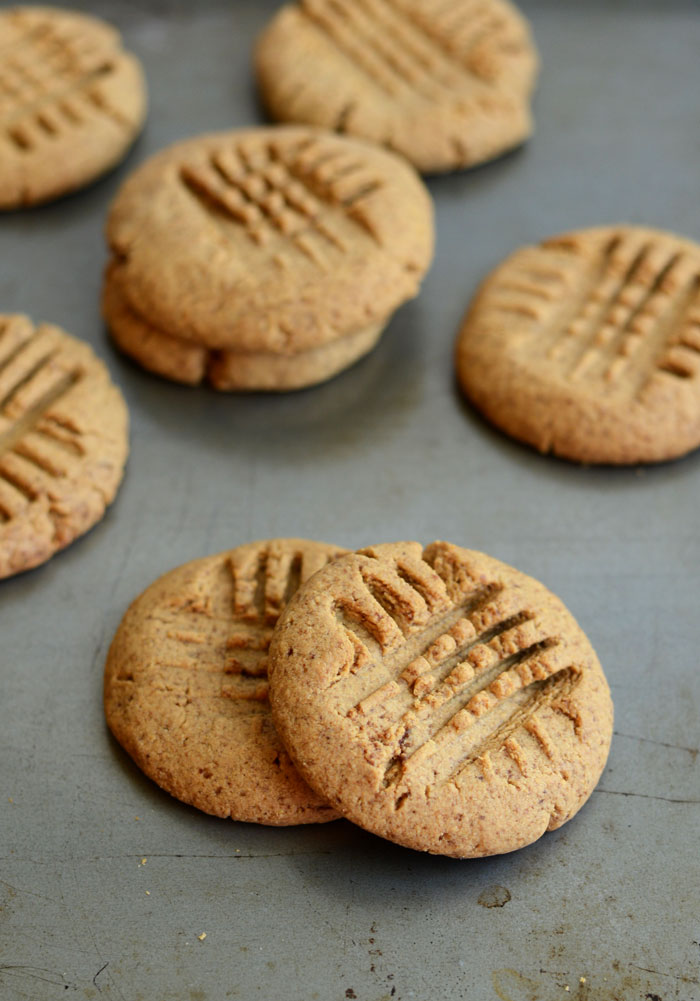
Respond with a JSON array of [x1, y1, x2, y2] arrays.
[[2, 2, 699, 999]]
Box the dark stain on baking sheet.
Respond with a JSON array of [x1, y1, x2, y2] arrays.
[[492, 964, 700, 1001], [478, 884, 512, 908]]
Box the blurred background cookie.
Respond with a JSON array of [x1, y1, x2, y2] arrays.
[[0, 5, 147, 209], [256, 0, 538, 173], [0, 313, 128, 578], [103, 126, 434, 390], [456, 225, 700, 464]]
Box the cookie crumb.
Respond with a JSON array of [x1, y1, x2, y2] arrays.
[[198, 932, 207, 941]]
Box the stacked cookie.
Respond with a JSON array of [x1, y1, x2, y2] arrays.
[[105, 538, 613, 858], [103, 127, 434, 391]]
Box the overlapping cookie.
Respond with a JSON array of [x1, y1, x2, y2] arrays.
[[0, 314, 128, 579], [103, 126, 434, 390], [104, 539, 346, 825], [269, 541, 613, 857], [0, 5, 147, 208], [256, 0, 539, 173], [456, 225, 700, 463]]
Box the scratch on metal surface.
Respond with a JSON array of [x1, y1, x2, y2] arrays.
[[93, 961, 109, 991], [596, 788, 700, 805], [613, 729, 699, 761], [88, 850, 333, 861], [0, 849, 332, 864], [0, 877, 58, 903], [67, 858, 126, 1001], [0, 965, 76, 990], [629, 963, 700, 986]]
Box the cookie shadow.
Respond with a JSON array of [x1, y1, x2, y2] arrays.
[[108, 297, 430, 464], [450, 373, 700, 487]]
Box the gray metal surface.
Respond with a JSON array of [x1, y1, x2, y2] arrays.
[[1, 1, 699, 999]]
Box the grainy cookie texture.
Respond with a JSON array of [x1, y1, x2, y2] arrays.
[[456, 225, 700, 464], [0, 314, 128, 579], [269, 541, 613, 858], [103, 126, 434, 390], [0, 5, 147, 209], [104, 540, 346, 825], [255, 0, 539, 173]]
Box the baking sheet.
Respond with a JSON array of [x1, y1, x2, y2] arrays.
[[1, 1, 699, 999]]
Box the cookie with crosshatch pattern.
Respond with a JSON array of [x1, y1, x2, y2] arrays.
[[255, 0, 539, 174], [103, 126, 434, 390], [456, 225, 700, 463], [104, 539, 347, 824], [0, 314, 128, 579], [0, 6, 146, 209], [268, 541, 613, 857]]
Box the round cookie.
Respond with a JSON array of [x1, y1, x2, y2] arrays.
[[269, 541, 613, 857], [0, 6, 147, 209], [104, 539, 347, 825], [102, 264, 384, 391], [456, 225, 700, 464], [104, 126, 434, 390], [0, 314, 128, 579], [255, 0, 539, 174]]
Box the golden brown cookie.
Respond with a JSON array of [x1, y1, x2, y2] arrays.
[[0, 6, 147, 209], [269, 541, 613, 857], [0, 314, 128, 579], [103, 126, 434, 390], [104, 539, 347, 825], [255, 0, 539, 174], [456, 225, 700, 464], [102, 264, 385, 391]]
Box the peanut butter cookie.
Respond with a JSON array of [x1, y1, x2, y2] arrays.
[[269, 541, 613, 857], [0, 6, 147, 208], [104, 539, 346, 825], [456, 225, 700, 463], [0, 314, 128, 579], [256, 0, 539, 173], [103, 126, 434, 390]]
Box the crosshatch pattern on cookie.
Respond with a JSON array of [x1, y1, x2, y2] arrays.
[[0, 314, 128, 578], [269, 541, 612, 855], [486, 228, 700, 400], [257, 0, 538, 171], [0, 7, 138, 157], [0, 315, 87, 523], [115, 541, 345, 715], [325, 547, 586, 798], [298, 0, 526, 101], [179, 134, 386, 270], [105, 540, 345, 824], [224, 540, 346, 702], [456, 226, 700, 463], [105, 127, 434, 356]]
